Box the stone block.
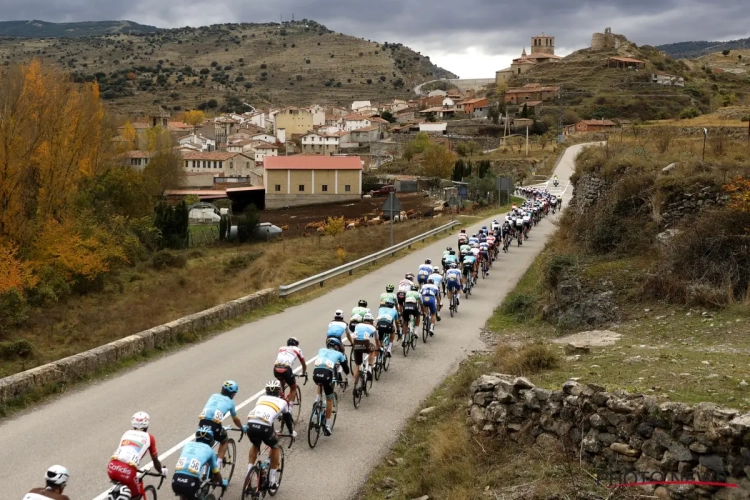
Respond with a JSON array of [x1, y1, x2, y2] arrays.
[[0, 371, 35, 400], [694, 403, 719, 432], [27, 364, 63, 387], [136, 329, 156, 351], [111, 336, 145, 361], [53, 354, 90, 381], [150, 325, 173, 348], [86, 345, 118, 370]]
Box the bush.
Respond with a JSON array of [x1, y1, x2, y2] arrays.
[[680, 107, 700, 119], [0, 288, 29, 333], [151, 250, 187, 270], [501, 293, 536, 322], [502, 344, 560, 375], [224, 252, 262, 272], [0, 339, 35, 360], [544, 254, 577, 289]]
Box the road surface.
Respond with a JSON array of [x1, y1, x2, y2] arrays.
[[0, 143, 595, 499]]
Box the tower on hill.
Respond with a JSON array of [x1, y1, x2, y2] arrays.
[[531, 34, 555, 55]]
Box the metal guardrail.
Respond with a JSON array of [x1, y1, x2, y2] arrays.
[[278, 220, 460, 297]]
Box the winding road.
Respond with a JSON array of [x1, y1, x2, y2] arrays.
[[0, 143, 596, 499]]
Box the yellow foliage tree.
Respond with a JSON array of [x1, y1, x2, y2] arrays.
[[180, 110, 207, 131], [324, 216, 346, 244], [724, 177, 750, 213], [0, 242, 37, 293], [122, 121, 137, 145], [422, 144, 457, 181]]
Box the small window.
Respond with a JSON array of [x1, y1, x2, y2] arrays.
[[299, 184, 305, 192], [229, 162, 234, 169], [345, 185, 351, 192], [275, 184, 281, 192], [322, 185, 328, 192]]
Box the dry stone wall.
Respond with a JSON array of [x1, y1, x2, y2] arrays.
[[468, 374, 750, 499], [0, 289, 276, 404]]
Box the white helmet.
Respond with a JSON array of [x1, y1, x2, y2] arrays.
[[45, 465, 70, 486], [131, 411, 150, 430], [106, 484, 132, 500], [363, 313, 375, 322], [265, 379, 282, 396]]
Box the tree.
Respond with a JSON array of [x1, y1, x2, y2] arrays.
[[154, 200, 189, 249], [488, 105, 500, 125], [562, 109, 581, 125], [180, 109, 207, 132], [455, 143, 468, 157], [413, 132, 431, 153], [467, 175, 497, 202], [242, 204, 261, 241], [723, 49, 731, 56], [381, 111, 395, 123], [466, 141, 480, 157], [521, 103, 529, 118], [121, 121, 137, 147], [324, 216, 345, 244], [422, 144, 456, 182]]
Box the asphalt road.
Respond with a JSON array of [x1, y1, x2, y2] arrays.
[[0, 143, 594, 500]]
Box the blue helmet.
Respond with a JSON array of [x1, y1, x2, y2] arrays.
[[327, 337, 341, 349], [195, 426, 214, 445], [222, 380, 239, 395]]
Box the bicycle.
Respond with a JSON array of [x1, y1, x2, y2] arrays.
[[212, 426, 244, 489], [308, 369, 346, 449], [449, 290, 458, 317], [481, 257, 489, 279], [241, 433, 295, 499], [108, 469, 164, 500], [422, 308, 431, 343], [402, 314, 417, 357], [352, 352, 374, 409], [274, 373, 307, 433]]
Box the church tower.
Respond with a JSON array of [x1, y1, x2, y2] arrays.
[[531, 34, 555, 55]]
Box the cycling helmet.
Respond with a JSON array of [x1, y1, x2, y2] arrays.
[[106, 484, 132, 500], [384, 299, 396, 308], [461, 250, 469, 255], [427, 278, 435, 284], [265, 379, 282, 396], [131, 411, 150, 430], [460, 228, 466, 233], [405, 273, 414, 281], [222, 380, 239, 395], [425, 258, 431, 264], [385, 284, 394, 293], [358, 299, 368, 308], [450, 262, 458, 268], [46, 465, 70, 487], [411, 284, 419, 291], [433, 266, 440, 273], [195, 425, 215, 445], [472, 233, 477, 237], [363, 313, 375, 323], [446, 246, 452, 251], [327, 337, 341, 349], [334, 309, 344, 319], [449, 250, 456, 256]]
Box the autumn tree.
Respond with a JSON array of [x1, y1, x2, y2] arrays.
[[422, 144, 456, 185], [324, 216, 345, 244], [142, 125, 184, 196], [180, 109, 207, 132], [724, 177, 750, 213]]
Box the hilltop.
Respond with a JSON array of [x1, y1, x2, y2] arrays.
[[505, 37, 750, 121], [657, 37, 750, 59], [0, 20, 159, 37], [0, 20, 456, 114]]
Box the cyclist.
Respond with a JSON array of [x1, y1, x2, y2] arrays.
[[396, 274, 415, 314], [445, 262, 462, 307], [479, 240, 490, 275], [553, 174, 559, 187], [420, 278, 440, 336], [273, 338, 307, 408], [469, 233, 479, 246], [326, 310, 351, 355], [376, 298, 399, 357], [107, 412, 167, 500], [461, 250, 476, 291], [401, 284, 422, 343], [246, 381, 296, 492], [491, 219, 501, 232], [380, 284, 397, 306], [349, 299, 370, 332], [23, 466, 70, 500], [171, 428, 224, 499], [352, 313, 379, 381], [444, 249, 459, 269], [457, 229, 468, 248], [417, 258, 433, 285], [313, 338, 350, 436], [198, 382, 245, 469], [429, 266, 444, 296], [458, 242, 472, 263], [441, 247, 452, 271]]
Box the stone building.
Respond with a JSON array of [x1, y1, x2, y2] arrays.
[[591, 27, 628, 51], [496, 33, 562, 84]]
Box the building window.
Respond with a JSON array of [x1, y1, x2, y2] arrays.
[[345, 185, 351, 192], [275, 184, 281, 192], [299, 185, 305, 192], [229, 161, 234, 169], [322, 185, 328, 192]]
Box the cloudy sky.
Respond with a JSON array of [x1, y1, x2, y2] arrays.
[[3, 0, 750, 78]]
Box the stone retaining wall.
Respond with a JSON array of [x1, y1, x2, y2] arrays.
[[0, 289, 276, 404], [468, 374, 750, 499]]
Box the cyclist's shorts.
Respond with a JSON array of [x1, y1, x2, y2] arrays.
[[198, 419, 228, 444], [417, 274, 428, 285], [447, 279, 461, 292], [377, 320, 394, 338], [172, 473, 200, 497], [353, 339, 374, 365], [422, 296, 437, 315], [402, 303, 420, 323], [313, 367, 335, 397], [246, 422, 278, 449], [273, 364, 296, 387], [480, 251, 489, 261], [396, 291, 406, 306]]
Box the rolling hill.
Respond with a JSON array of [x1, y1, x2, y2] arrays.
[[657, 37, 750, 59], [0, 20, 159, 37], [0, 19, 457, 115]]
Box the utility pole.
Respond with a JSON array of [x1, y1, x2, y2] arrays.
[[702, 128, 708, 162], [525, 126, 529, 157], [558, 84, 564, 144]]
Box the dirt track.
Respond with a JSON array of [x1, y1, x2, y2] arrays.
[[261, 193, 437, 238]]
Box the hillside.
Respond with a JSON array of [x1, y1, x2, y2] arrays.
[[0, 20, 456, 114], [0, 20, 159, 37], [657, 37, 750, 59], [505, 40, 750, 121]]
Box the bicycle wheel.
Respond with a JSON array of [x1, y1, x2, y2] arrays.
[[143, 485, 157, 500], [422, 318, 429, 343], [292, 385, 302, 423], [402, 331, 410, 357], [223, 438, 236, 484], [374, 353, 382, 381], [242, 466, 261, 499], [383, 345, 391, 371], [269, 446, 285, 496], [411, 328, 418, 349], [330, 392, 338, 430], [308, 401, 321, 449], [353, 373, 363, 408], [450, 296, 455, 317]]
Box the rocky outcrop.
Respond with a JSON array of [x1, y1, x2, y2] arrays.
[[545, 276, 620, 329], [661, 186, 728, 228], [0, 289, 276, 404], [570, 173, 606, 213], [468, 374, 750, 499]]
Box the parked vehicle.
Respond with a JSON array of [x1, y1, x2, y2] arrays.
[[370, 185, 396, 197], [253, 222, 282, 240]]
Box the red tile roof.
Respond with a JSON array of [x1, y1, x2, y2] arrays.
[[265, 156, 362, 170], [343, 114, 369, 121], [122, 150, 152, 158], [182, 152, 251, 161], [609, 56, 645, 64]]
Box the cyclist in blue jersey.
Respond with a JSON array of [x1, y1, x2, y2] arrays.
[[445, 262, 462, 306], [376, 299, 399, 357], [461, 250, 477, 291], [313, 338, 350, 436], [420, 278, 440, 335], [172, 427, 224, 499], [479, 241, 490, 275], [326, 310, 351, 354], [417, 259, 433, 285], [468, 234, 479, 246], [352, 313, 378, 381], [444, 249, 459, 267], [197, 381, 246, 469]]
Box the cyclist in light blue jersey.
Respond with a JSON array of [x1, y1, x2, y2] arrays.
[[376, 300, 400, 357], [172, 428, 223, 498], [326, 310, 351, 354], [462, 251, 477, 291], [197, 381, 245, 469], [313, 338, 350, 436], [417, 259, 433, 285]]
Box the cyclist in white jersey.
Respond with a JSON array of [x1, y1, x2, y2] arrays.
[[23, 466, 71, 500], [273, 337, 307, 407]]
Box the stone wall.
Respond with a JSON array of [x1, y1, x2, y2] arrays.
[[468, 374, 750, 499], [661, 185, 728, 228], [264, 193, 361, 209], [0, 289, 276, 404], [570, 173, 607, 213]]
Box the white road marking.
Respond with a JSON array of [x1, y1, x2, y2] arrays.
[[92, 357, 318, 499]]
